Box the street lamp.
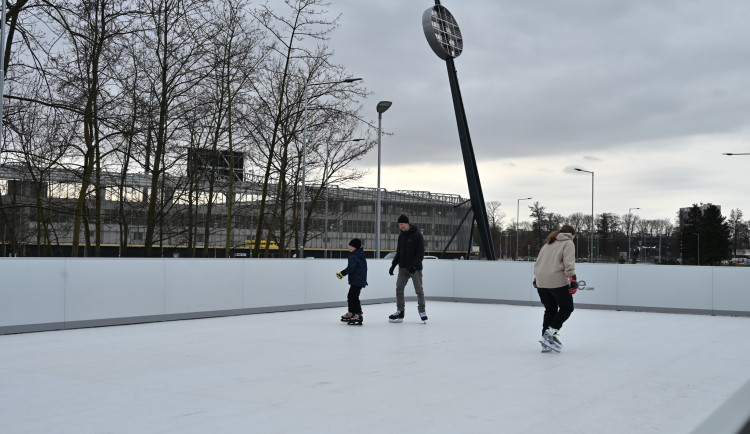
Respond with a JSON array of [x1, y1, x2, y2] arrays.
[[516, 197, 532, 260], [323, 139, 363, 259], [575, 168, 594, 261], [376, 101, 392, 259], [300, 77, 362, 258], [627, 207, 639, 261]]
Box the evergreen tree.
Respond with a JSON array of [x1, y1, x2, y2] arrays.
[[679, 205, 703, 265], [700, 205, 730, 265], [679, 204, 730, 265]]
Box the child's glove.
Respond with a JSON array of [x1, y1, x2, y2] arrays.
[[568, 275, 578, 294], [336, 272, 344, 280], [388, 265, 395, 275], [533, 279, 537, 288]]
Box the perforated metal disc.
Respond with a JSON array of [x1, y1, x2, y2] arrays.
[[422, 5, 463, 60]]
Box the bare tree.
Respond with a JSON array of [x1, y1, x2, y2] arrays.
[[138, 0, 210, 256], [3, 0, 37, 78], [195, 0, 263, 258], [548, 213, 565, 231], [729, 209, 744, 258], [623, 211, 640, 240], [485, 200, 505, 258], [247, 0, 369, 258], [4, 88, 74, 255], [37, 0, 140, 256]]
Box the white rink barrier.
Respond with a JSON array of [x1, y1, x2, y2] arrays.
[[1, 258, 748, 334]]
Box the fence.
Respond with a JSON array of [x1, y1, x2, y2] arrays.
[[1, 258, 748, 334]]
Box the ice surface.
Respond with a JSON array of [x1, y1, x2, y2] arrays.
[[2, 301, 749, 433]]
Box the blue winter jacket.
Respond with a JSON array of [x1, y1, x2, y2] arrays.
[[341, 247, 368, 288]]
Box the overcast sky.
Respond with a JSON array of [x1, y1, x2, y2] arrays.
[[325, 0, 750, 224]]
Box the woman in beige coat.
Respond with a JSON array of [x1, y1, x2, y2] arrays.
[[533, 224, 578, 353]]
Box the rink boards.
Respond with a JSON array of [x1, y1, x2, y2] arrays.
[[1, 258, 748, 334]]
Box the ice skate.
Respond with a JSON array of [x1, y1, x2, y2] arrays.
[[540, 341, 552, 353], [540, 327, 563, 352], [341, 311, 362, 322], [347, 314, 363, 325], [419, 311, 428, 323], [388, 311, 404, 323]]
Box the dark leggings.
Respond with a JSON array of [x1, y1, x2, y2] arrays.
[[347, 285, 363, 314], [537, 286, 574, 334]]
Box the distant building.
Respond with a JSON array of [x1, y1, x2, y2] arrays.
[[0, 163, 474, 258]]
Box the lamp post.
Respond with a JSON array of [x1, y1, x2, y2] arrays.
[[376, 101, 392, 259], [575, 168, 594, 261], [516, 197, 532, 260], [694, 233, 700, 265], [627, 207, 639, 261], [300, 77, 362, 258], [323, 139, 363, 259]]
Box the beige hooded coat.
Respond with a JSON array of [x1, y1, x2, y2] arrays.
[[533, 232, 577, 288]]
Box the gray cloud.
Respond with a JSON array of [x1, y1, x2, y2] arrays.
[[327, 0, 750, 220]]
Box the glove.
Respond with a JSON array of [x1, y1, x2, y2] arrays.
[[533, 279, 537, 289], [408, 266, 416, 274], [388, 265, 395, 276], [336, 272, 344, 280], [568, 275, 578, 294]]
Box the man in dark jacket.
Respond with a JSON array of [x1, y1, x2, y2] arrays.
[[388, 215, 427, 323]]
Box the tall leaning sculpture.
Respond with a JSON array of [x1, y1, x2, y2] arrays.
[[422, 2, 496, 260]]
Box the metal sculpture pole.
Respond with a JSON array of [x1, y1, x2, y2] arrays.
[[0, 2, 6, 160], [422, 2, 496, 260]]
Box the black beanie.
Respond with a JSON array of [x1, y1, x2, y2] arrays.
[[349, 238, 362, 249], [398, 214, 409, 224]]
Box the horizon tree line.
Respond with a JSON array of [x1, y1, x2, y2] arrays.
[[484, 201, 744, 265]]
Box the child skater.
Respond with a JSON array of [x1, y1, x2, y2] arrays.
[[337, 238, 368, 325]]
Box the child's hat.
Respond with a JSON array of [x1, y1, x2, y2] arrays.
[[349, 238, 362, 249]]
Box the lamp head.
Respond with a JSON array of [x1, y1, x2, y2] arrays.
[[376, 101, 392, 114]]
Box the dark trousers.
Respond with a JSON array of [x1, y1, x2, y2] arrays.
[[347, 286, 363, 314], [537, 286, 574, 334]]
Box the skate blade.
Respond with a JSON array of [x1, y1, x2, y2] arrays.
[[539, 339, 561, 353], [388, 318, 404, 323]]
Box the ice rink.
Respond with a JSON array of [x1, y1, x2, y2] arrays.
[[2, 301, 749, 433]]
